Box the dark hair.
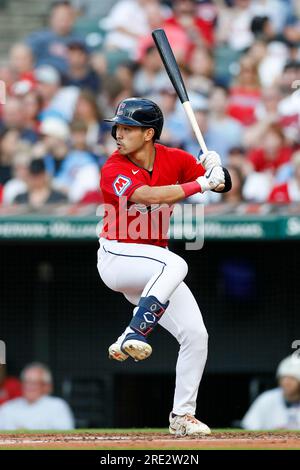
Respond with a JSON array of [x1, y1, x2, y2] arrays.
[[145, 45, 157, 56], [251, 16, 270, 36], [29, 158, 46, 175], [283, 60, 300, 72], [50, 1, 72, 12], [76, 90, 103, 121], [70, 119, 88, 133], [211, 84, 230, 96], [228, 146, 246, 156]]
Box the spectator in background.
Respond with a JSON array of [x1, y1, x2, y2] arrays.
[[187, 46, 214, 97], [26, 1, 81, 74], [157, 84, 188, 148], [114, 61, 136, 97], [183, 93, 242, 165], [21, 90, 43, 133], [243, 123, 293, 201], [133, 45, 166, 97], [69, 118, 108, 167], [269, 151, 300, 203], [2, 143, 31, 205], [35, 65, 79, 122], [250, 15, 276, 43], [257, 41, 290, 88], [247, 123, 292, 173], [74, 90, 110, 155], [278, 61, 300, 99], [244, 85, 282, 148], [8, 43, 35, 85], [38, 115, 99, 203], [14, 158, 68, 208], [0, 96, 38, 144], [102, 0, 163, 59], [71, 0, 118, 19], [227, 146, 252, 178], [284, 5, 300, 44], [164, 0, 215, 54], [0, 366, 22, 406], [242, 354, 300, 430], [70, 119, 90, 152], [278, 61, 300, 144], [35, 65, 62, 114], [228, 55, 262, 126], [64, 40, 100, 93], [0, 362, 74, 430], [0, 129, 22, 185], [39, 116, 70, 177], [222, 165, 245, 204], [208, 85, 243, 163], [216, 0, 254, 51], [53, 145, 100, 203]]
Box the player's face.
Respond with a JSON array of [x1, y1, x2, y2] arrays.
[[22, 368, 52, 403], [279, 376, 300, 400], [115, 125, 148, 155]]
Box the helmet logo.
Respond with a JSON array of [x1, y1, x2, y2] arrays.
[[117, 103, 126, 116]]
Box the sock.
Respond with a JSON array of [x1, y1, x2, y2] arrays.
[[129, 295, 169, 337]]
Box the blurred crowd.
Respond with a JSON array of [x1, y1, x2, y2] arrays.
[[1, 354, 299, 430], [0, 363, 74, 430], [0, 0, 300, 208]]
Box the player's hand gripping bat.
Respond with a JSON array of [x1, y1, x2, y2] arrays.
[[152, 28, 226, 192]]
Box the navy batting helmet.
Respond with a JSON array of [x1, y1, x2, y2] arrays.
[[104, 97, 164, 140]]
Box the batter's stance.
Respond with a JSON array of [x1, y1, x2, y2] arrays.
[[98, 98, 231, 435]]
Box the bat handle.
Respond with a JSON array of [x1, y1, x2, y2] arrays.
[[182, 101, 208, 154], [183, 101, 225, 191]]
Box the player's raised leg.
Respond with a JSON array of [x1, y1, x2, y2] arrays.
[[97, 238, 188, 361]]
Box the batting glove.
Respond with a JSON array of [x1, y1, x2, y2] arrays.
[[200, 150, 222, 170], [197, 166, 225, 193]]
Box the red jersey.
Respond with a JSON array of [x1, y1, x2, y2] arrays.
[[100, 143, 205, 247], [0, 377, 22, 405], [227, 87, 261, 126], [268, 183, 290, 203], [247, 147, 292, 173]]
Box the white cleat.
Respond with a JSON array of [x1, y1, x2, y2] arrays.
[[108, 342, 129, 362], [169, 413, 211, 436], [121, 339, 152, 361]]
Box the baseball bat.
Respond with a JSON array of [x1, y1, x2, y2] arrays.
[[152, 28, 208, 154]]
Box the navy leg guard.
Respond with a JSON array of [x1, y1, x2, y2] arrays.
[[129, 295, 169, 337]]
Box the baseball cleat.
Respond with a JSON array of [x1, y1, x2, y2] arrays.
[[121, 333, 152, 361], [169, 413, 211, 436], [108, 342, 129, 362]]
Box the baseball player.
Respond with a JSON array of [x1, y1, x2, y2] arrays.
[[242, 355, 300, 430], [97, 98, 231, 436]]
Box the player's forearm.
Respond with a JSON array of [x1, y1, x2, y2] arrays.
[[130, 167, 228, 205], [130, 183, 201, 205]]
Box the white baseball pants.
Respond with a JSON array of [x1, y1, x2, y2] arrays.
[[97, 238, 208, 416]]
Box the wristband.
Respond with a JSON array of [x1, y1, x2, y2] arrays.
[[181, 181, 201, 198]]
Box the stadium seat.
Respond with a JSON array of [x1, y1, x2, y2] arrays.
[[62, 377, 113, 428]]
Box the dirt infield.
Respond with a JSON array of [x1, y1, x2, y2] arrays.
[[0, 431, 300, 449]]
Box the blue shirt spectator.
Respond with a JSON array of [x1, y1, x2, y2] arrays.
[[26, 1, 83, 74]]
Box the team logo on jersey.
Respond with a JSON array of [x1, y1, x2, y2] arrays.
[[113, 174, 132, 196]]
